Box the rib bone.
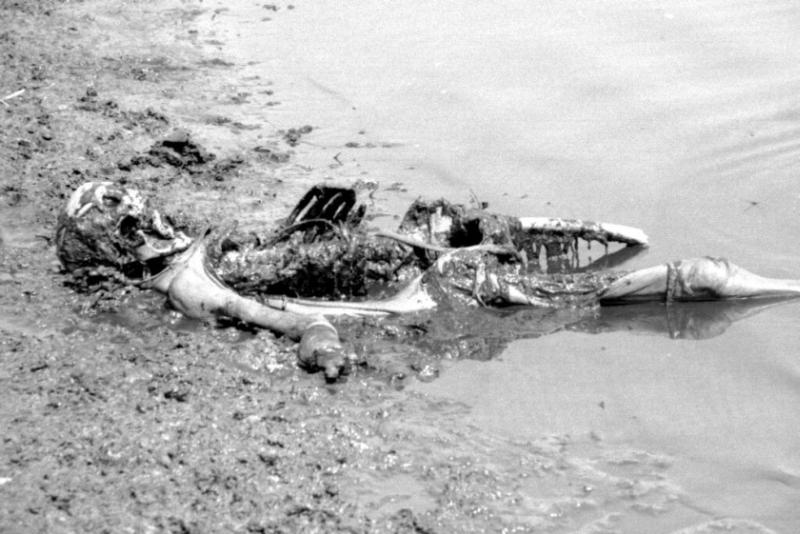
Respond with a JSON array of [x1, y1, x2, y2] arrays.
[[517, 217, 649, 246]]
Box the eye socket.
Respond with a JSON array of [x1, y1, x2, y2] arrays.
[[102, 194, 122, 208], [118, 215, 140, 240]]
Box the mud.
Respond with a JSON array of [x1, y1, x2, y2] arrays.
[[0, 2, 774, 533]]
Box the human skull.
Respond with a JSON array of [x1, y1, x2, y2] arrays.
[[56, 182, 192, 278]]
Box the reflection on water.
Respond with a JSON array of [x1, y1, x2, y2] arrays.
[[577, 298, 796, 340], [206, 1, 800, 530], [362, 294, 800, 369]]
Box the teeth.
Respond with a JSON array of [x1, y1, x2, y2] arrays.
[[75, 202, 95, 218], [134, 230, 193, 261], [150, 210, 174, 239], [517, 217, 649, 246]]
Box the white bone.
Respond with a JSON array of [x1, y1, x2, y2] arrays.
[[65, 181, 111, 217], [517, 217, 649, 246], [263, 274, 438, 317]]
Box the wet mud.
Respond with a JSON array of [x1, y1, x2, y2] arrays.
[[0, 2, 784, 533]]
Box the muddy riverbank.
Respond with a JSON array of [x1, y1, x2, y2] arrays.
[[0, 2, 791, 533], [0, 2, 431, 532]]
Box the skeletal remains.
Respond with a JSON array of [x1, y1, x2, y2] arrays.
[[56, 181, 800, 380]]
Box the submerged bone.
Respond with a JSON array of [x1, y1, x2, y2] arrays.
[[600, 257, 800, 301]]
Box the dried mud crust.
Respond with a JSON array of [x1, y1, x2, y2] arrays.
[[0, 1, 702, 533]]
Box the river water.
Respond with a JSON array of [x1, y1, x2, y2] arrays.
[[208, 2, 800, 531]]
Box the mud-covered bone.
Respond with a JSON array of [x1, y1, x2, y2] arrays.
[[145, 230, 352, 380], [219, 194, 652, 302], [398, 198, 648, 254], [217, 233, 412, 299]]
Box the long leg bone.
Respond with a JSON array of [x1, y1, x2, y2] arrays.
[[145, 233, 350, 379], [600, 257, 800, 302]]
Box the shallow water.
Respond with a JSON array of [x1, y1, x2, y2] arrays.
[[208, 2, 800, 530]]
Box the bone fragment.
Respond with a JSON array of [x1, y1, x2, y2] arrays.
[[298, 321, 350, 379], [0, 88, 25, 107], [264, 274, 438, 317], [517, 217, 649, 246]]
